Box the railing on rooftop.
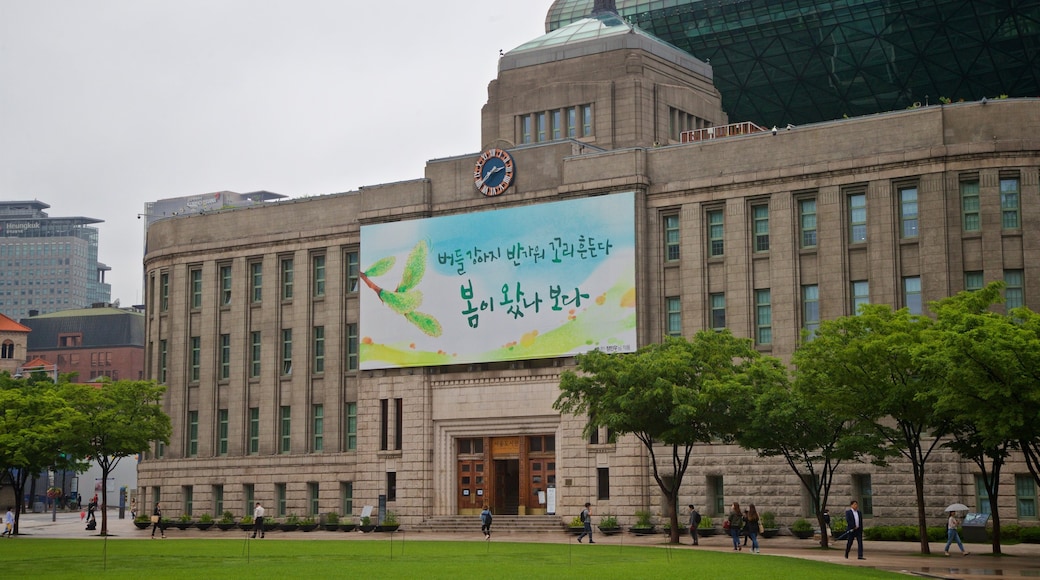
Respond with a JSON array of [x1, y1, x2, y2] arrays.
[[680, 121, 767, 143]]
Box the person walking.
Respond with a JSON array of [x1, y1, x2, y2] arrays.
[[687, 504, 701, 545], [150, 502, 164, 539], [87, 494, 98, 522], [844, 500, 864, 560], [727, 502, 744, 551], [2, 506, 13, 537], [251, 502, 265, 539], [480, 505, 493, 540], [576, 502, 594, 543], [944, 512, 969, 556], [746, 504, 761, 553]]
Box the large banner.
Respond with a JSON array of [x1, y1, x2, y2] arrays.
[[359, 191, 637, 369]]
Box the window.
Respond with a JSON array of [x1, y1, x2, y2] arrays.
[[312, 404, 324, 452], [663, 214, 680, 261], [0, 340, 13, 359], [386, 472, 397, 502], [341, 482, 354, 516], [849, 192, 866, 243], [213, 485, 223, 516], [529, 435, 555, 452], [904, 276, 922, 315], [345, 251, 359, 293], [965, 271, 984, 292], [183, 486, 193, 516], [458, 438, 484, 454], [755, 289, 772, 345], [380, 399, 389, 451], [707, 475, 724, 516], [710, 293, 726, 330], [1016, 475, 1037, 519], [218, 409, 228, 456], [250, 262, 262, 303], [345, 402, 357, 451], [581, 104, 592, 136], [346, 323, 358, 371], [961, 179, 980, 232], [248, 407, 259, 455], [802, 285, 819, 338], [312, 254, 326, 297], [159, 339, 167, 383], [666, 297, 681, 337], [190, 336, 201, 382], [536, 111, 546, 142], [707, 209, 724, 257], [752, 205, 769, 252], [160, 272, 169, 312], [280, 406, 291, 454], [1001, 176, 1020, 229], [219, 334, 230, 380], [244, 484, 254, 515], [190, 268, 202, 309], [313, 326, 325, 373], [853, 474, 873, 516], [520, 115, 532, 144], [899, 186, 919, 238], [308, 482, 319, 516], [395, 398, 403, 451], [281, 258, 294, 300], [851, 281, 869, 315], [551, 109, 562, 140], [276, 483, 286, 517], [567, 107, 577, 138], [219, 264, 232, 306], [799, 199, 817, 248], [250, 331, 261, 378], [281, 329, 292, 376], [187, 411, 199, 457], [1005, 270, 1024, 310], [597, 467, 610, 500], [975, 475, 991, 514]]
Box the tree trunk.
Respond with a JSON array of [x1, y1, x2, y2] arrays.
[[914, 469, 930, 554]]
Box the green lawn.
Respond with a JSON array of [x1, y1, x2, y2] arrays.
[[0, 538, 904, 579]]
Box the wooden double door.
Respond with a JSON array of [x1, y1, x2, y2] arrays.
[[456, 435, 555, 515]]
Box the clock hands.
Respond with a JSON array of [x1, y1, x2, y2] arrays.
[[478, 164, 504, 187]]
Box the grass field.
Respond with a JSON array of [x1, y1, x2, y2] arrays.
[[0, 538, 905, 579]]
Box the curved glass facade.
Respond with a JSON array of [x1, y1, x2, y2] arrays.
[[547, 0, 1040, 127]]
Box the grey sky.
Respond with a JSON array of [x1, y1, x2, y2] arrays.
[[0, 0, 554, 305]]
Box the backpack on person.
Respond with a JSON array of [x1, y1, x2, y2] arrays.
[[693, 511, 702, 526], [580, 509, 589, 523]]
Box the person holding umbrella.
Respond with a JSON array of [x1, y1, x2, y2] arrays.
[[944, 504, 970, 556]]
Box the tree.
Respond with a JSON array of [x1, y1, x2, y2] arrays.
[[63, 380, 171, 536], [554, 331, 759, 543], [0, 373, 78, 535], [792, 305, 943, 553]]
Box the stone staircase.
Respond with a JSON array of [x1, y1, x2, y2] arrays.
[[414, 515, 566, 535]]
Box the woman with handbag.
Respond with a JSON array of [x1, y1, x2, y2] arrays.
[[727, 502, 744, 551], [151, 502, 164, 539]]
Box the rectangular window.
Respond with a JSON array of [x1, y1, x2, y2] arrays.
[[213, 485, 224, 516], [849, 192, 867, 243], [341, 482, 354, 516], [345, 402, 357, 451], [666, 297, 681, 337], [159, 339, 167, 383], [280, 406, 291, 454], [312, 404, 324, 452], [802, 285, 820, 338], [900, 186, 919, 238], [597, 467, 610, 500], [219, 334, 230, 380], [188, 411, 199, 457], [248, 407, 259, 455], [707, 209, 724, 257], [312, 254, 326, 297], [851, 281, 869, 315], [581, 104, 592, 136], [520, 114, 532, 144], [219, 264, 232, 306], [1001, 177, 1021, 229], [190, 268, 203, 309], [313, 326, 325, 374], [536, 111, 546, 142], [1005, 270, 1024, 310], [752, 204, 769, 252], [961, 180, 980, 232], [281, 258, 294, 300], [664, 214, 680, 262], [190, 336, 201, 382], [799, 199, 817, 248], [551, 109, 562, 140], [308, 482, 319, 516], [755, 289, 772, 345], [386, 472, 397, 502], [346, 251, 359, 293], [708, 475, 725, 516], [276, 483, 286, 517], [218, 409, 228, 456], [281, 329, 293, 376], [394, 398, 403, 451], [244, 484, 254, 516], [853, 474, 873, 516], [250, 331, 261, 378], [184, 486, 193, 516], [1016, 474, 1037, 519], [250, 262, 263, 303], [976, 475, 991, 514], [346, 323, 358, 371], [567, 107, 577, 138], [380, 399, 389, 451], [965, 271, 984, 292], [160, 273, 169, 312], [904, 276, 922, 315], [710, 293, 726, 330]]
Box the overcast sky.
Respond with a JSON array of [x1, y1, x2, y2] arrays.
[[0, 0, 556, 306]]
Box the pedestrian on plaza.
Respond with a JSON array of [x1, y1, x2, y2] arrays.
[[944, 511, 969, 556], [576, 502, 594, 543], [687, 504, 701, 545], [844, 500, 864, 560], [480, 504, 493, 540], [151, 502, 164, 539], [130, 497, 137, 520], [745, 503, 761, 553], [742, 508, 751, 547], [251, 502, 265, 539], [727, 502, 744, 551], [86, 494, 98, 522], [822, 508, 832, 540], [2, 506, 13, 537]]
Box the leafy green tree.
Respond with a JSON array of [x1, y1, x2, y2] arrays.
[[555, 331, 760, 544], [63, 380, 171, 536], [793, 305, 943, 553]]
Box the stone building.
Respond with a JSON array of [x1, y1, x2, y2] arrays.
[[138, 8, 1040, 529]]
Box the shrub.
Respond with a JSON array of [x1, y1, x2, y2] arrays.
[[178, 513, 192, 523], [325, 512, 340, 525], [569, 516, 584, 527], [701, 515, 713, 528], [599, 514, 619, 528], [219, 511, 235, 524], [830, 516, 847, 535], [633, 510, 654, 529], [862, 525, 945, 542], [760, 511, 777, 529], [198, 513, 214, 523], [1019, 526, 1040, 543], [285, 514, 300, 525], [240, 515, 253, 525], [791, 518, 813, 533], [382, 511, 398, 526]]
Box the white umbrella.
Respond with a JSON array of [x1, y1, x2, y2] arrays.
[[944, 503, 970, 512]]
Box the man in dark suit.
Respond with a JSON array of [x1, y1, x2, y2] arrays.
[[844, 500, 864, 560]]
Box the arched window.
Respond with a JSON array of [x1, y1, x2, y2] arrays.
[[0, 340, 14, 359]]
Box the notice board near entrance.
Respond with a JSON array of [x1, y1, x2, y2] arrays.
[[491, 436, 520, 458]]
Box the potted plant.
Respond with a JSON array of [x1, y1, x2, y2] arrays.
[[217, 511, 237, 531], [567, 515, 586, 534], [280, 514, 300, 532], [663, 520, 688, 535], [299, 515, 319, 532], [629, 510, 656, 535], [791, 518, 814, 539], [340, 515, 356, 533], [376, 511, 400, 532], [698, 515, 717, 537], [598, 514, 621, 535], [359, 515, 376, 533], [196, 513, 215, 530], [760, 511, 780, 538], [133, 514, 151, 530], [323, 512, 340, 532], [173, 513, 194, 530], [238, 514, 253, 532], [830, 514, 847, 539]]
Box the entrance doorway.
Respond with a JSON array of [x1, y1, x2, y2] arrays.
[[493, 459, 520, 515]]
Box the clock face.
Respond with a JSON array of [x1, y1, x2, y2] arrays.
[[473, 148, 515, 196]]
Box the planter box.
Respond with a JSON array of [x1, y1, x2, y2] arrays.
[[792, 530, 814, 539], [173, 522, 193, 530], [598, 526, 621, 536], [216, 523, 237, 531], [134, 521, 150, 530], [279, 524, 299, 532], [629, 527, 657, 535], [238, 522, 253, 531], [339, 524, 356, 532], [375, 525, 400, 532], [359, 524, 376, 533], [322, 524, 340, 532], [195, 522, 214, 531], [567, 526, 585, 535], [698, 527, 718, 537], [299, 524, 319, 532], [761, 528, 780, 538]]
